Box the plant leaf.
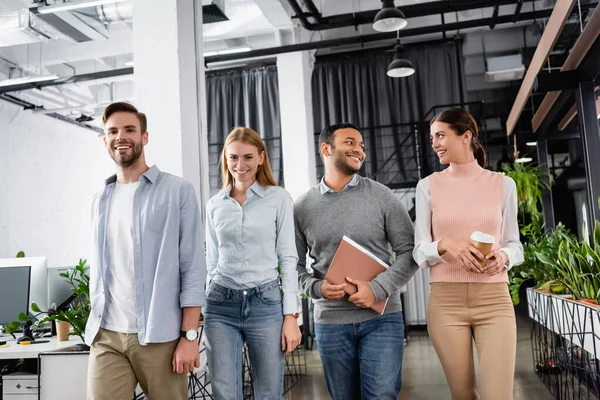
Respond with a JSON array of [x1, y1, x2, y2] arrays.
[[31, 302, 41, 313]]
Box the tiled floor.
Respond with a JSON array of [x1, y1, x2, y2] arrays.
[[285, 316, 551, 399]]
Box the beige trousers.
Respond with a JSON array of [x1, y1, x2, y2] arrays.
[[427, 282, 517, 400], [87, 328, 187, 400]]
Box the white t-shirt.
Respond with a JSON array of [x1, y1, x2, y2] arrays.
[[101, 181, 140, 333]]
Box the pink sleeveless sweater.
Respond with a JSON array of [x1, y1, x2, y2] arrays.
[[429, 160, 507, 283]]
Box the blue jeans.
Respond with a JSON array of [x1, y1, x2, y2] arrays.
[[315, 312, 405, 400], [204, 280, 284, 400]]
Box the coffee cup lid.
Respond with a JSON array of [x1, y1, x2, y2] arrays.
[[470, 231, 495, 244]]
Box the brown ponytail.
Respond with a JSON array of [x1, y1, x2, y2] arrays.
[[472, 142, 486, 168], [431, 108, 486, 168]]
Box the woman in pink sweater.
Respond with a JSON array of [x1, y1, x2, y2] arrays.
[[413, 108, 524, 400]]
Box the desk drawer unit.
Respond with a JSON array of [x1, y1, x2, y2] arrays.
[[2, 372, 38, 399]]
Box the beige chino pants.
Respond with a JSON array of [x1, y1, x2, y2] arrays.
[[427, 282, 517, 400], [87, 328, 187, 400]]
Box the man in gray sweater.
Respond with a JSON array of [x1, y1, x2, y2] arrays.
[[294, 123, 419, 400]]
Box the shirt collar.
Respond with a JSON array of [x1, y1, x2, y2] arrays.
[[319, 174, 359, 194], [104, 165, 159, 186], [221, 181, 266, 199]]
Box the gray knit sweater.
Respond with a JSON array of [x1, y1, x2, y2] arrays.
[[294, 176, 419, 324]]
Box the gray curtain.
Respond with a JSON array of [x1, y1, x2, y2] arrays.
[[312, 41, 465, 187], [205, 65, 282, 194]]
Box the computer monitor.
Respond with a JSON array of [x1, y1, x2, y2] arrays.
[[0, 257, 48, 313], [0, 265, 31, 326], [48, 266, 75, 310]]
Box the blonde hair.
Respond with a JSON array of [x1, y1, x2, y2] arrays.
[[220, 127, 277, 190]]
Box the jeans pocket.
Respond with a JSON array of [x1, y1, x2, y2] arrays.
[[258, 286, 282, 305], [206, 283, 226, 304]]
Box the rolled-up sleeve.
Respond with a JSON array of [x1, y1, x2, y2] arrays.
[[179, 182, 207, 307]]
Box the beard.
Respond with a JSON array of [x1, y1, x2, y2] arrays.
[[332, 146, 362, 175], [108, 140, 144, 168]]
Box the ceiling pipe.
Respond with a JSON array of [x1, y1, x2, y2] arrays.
[[0, 9, 553, 94], [205, 9, 552, 63], [286, 0, 537, 31], [0, 93, 103, 134], [0, 67, 132, 95], [96, 2, 132, 24]]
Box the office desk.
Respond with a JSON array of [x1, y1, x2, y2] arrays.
[[1, 336, 82, 399], [0, 336, 81, 360]]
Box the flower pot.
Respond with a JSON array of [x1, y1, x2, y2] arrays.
[[56, 321, 71, 341], [577, 298, 600, 308]]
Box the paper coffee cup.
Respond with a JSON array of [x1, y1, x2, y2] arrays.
[[470, 231, 495, 265], [56, 321, 70, 342]]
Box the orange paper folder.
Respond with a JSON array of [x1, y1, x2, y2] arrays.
[[324, 235, 390, 314]]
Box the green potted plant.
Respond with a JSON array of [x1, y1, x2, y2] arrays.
[[502, 162, 552, 222], [5, 259, 91, 348], [536, 199, 600, 305], [503, 162, 554, 305], [508, 223, 575, 304]]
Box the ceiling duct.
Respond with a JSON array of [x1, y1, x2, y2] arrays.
[[485, 54, 525, 82], [202, 0, 228, 24], [0, 9, 74, 47], [96, 2, 132, 24]]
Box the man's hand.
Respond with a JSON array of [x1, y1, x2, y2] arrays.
[[281, 316, 302, 356], [321, 279, 347, 300], [346, 277, 376, 308], [483, 250, 509, 276], [438, 237, 485, 273], [172, 338, 200, 374]]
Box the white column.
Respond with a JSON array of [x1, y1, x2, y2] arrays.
[[133, 0, 210, 216], [277, 51, 317, 201]]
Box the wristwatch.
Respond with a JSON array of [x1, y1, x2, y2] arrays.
[[285, 313, 299, 319], [181, 329, 199, 341]]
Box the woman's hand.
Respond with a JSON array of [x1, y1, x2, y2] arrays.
[[281, 315, 302, 355], [483, 249, 509, 275], [438, 237, 485, 273]]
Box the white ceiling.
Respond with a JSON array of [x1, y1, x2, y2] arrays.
[[0, 0, 552, 128]]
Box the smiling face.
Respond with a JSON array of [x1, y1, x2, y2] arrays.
[[225, 140, 265, 185], [103, 111, 147, 168], [321, 127, 366, 176], [430, 121, 473, 165]]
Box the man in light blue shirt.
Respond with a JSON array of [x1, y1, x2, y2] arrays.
[[86, 102, 206, 400]]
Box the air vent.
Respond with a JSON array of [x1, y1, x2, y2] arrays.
[[485, 54, 525, 83], [203, 2, 228, 24]]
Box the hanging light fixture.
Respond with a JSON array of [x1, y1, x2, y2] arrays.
[[373, 0, 407, 32], [387, 35, 415, 78]]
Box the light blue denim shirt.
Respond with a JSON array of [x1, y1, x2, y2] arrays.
[[86, 165, 207, 346], [319, 174, 360, 194], [205, 183, 299, 314]]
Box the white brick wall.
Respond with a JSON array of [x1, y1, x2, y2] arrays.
[[0, 101, 113, 266]]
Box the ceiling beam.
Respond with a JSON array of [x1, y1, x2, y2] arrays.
[[286, 0, 536, 31], [531, 4, 600, 133], [254, 0, 294, 29], [505, 0, 576, 136]]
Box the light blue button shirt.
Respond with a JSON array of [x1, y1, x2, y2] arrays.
[[205, 183, 299, 314], [86, 165, 207, 346], [319, 174, 360, 194]]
